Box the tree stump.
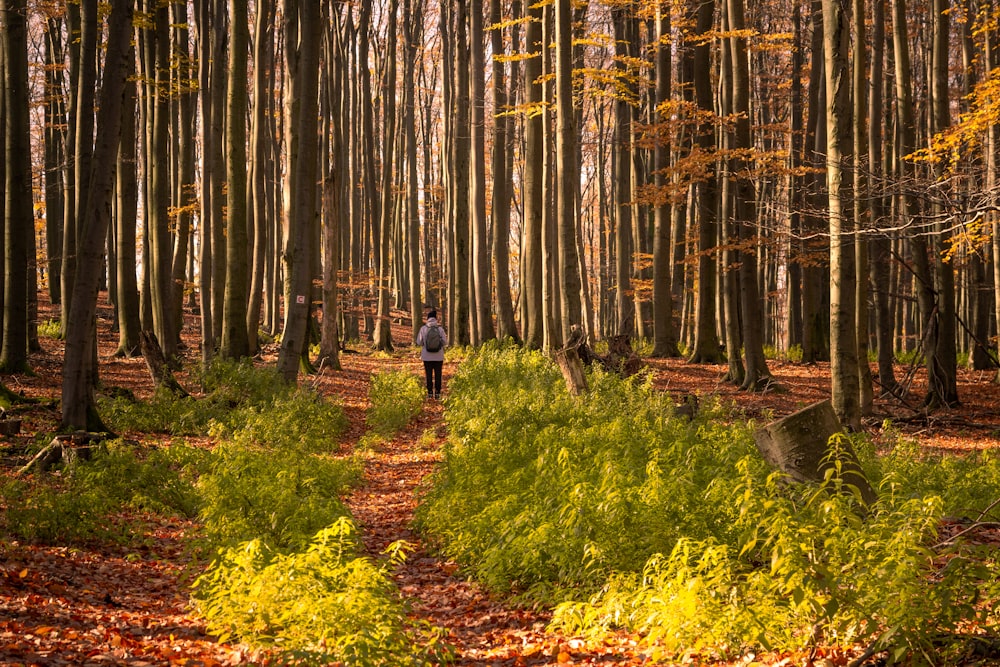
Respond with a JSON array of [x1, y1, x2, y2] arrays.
[[605, 334, 643, 377], [754, 399, 877, 505], [16, 432, 107, 476], [140, 330, 189, 397], [555, 347, 589, 396]]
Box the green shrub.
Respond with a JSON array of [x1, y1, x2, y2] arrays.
[[367, 370, 424, 435], [553, 461, 1000, 663], [38, 319, 61, 339], [0, 440, 203, 542], [0, 477, 114, 543], [72, 441, 204, 517], [100, 359, 348, 443], [209, 388, 349, 454], [193, 518, 453, 666], [197, 442, 361, 552], [422, 346, 1000, 661], [417, 344, 759, 599]]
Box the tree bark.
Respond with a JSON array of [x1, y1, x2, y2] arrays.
[[754, 400, 877, 506], [277, 0, 322, 381], [824, 0, 861, 429], [61, 0, 134, 430], [221, 0, 251, 359], [0, 0, 33, 373]]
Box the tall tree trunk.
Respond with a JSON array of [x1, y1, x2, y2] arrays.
[[277, 0, 322, 381], [221, 0, 251, 359], [651, 2, 678, 358], [62, 0, 134, 430], [0, 0, 31, 372], [169, 1, 195, 353], [728, 0, 771, 390], [43, 16, 65, 307], [114, 52, 141, 358], [928, 0, 959, 406], [470, 1, 494, 345], [853, 0, 874, 415], [247, 0, 274, 355], [491, 0, 520, 343], [522, 0, 545, 348], [555, 0, 583, 342], [688, 0, 724, 363], [869, 0, 898, 395], [404, 0, 424, 343], [612, 6, 635, 337], [825, 0, 860, 428], [148, 0, 177, 359], [450, 0, 472, 346], [372, 0, 400, 351]]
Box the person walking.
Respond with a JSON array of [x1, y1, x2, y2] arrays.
[[416, 309, 447, 399]]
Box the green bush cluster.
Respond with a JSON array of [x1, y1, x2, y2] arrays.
[[1, 440, 204, 542], [417, 343, 760, 599], [366, 370, 425, 435], [100, 358, 341, 437], [197, 441, 361, 552], [420, 344, 1000, 662], [193, 518, 452, 666]]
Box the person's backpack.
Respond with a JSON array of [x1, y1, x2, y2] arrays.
[[424, 324, 443, 353]]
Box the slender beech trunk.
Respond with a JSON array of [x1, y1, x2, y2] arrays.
[[0, 0, 32, 372], [62, 0, 134, 430], [522, 0, 544, 348], [825, 0, 861, 428], [277, 0, 322, 381], [221, 0, 251, 359]]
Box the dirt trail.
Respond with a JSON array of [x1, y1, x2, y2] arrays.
[[335, 353, 631, 666]]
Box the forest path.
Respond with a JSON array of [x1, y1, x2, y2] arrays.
[[333, 351, 630, 666]]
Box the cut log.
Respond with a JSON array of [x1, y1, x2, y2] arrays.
[[754, 399, 877, 505], [555, 347, 589, 396], [140, 330, 190, 397]]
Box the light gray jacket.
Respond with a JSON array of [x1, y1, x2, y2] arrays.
[[416, 317, 447, 362]]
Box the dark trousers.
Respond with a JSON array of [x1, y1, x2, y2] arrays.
[[423, 360, 443, 397]]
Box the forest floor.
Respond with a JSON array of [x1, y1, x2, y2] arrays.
[[1, 296, 1000, 666]]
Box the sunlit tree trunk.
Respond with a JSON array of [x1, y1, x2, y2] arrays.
[[220, 0, 251, 359], [148, 0, 178, 359], [170, 1, 195, 353], [651, 2, 679, 358], [928, 0, 959, 406], [491, 0, 520, 343], [825, 0, 860, 428], [248, 0, 275, 355], [688, 0, 724, 364], [114, 54, 141, 358], [612, 6, 635, 337], [469, 1, 494, 345], [868, 0, 898, 395], [373, 0, 400, 351], [853, 0, 874, 415], [522, 0, 545, 349], [555, 0, 583, 342], [277, 0, 322, 381], [727, 0, 771, 390]]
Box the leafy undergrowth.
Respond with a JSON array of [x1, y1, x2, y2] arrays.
[[3, 303, 1000, 665], [3, 357, 449, 666], [418, 343, 1000, 665]]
